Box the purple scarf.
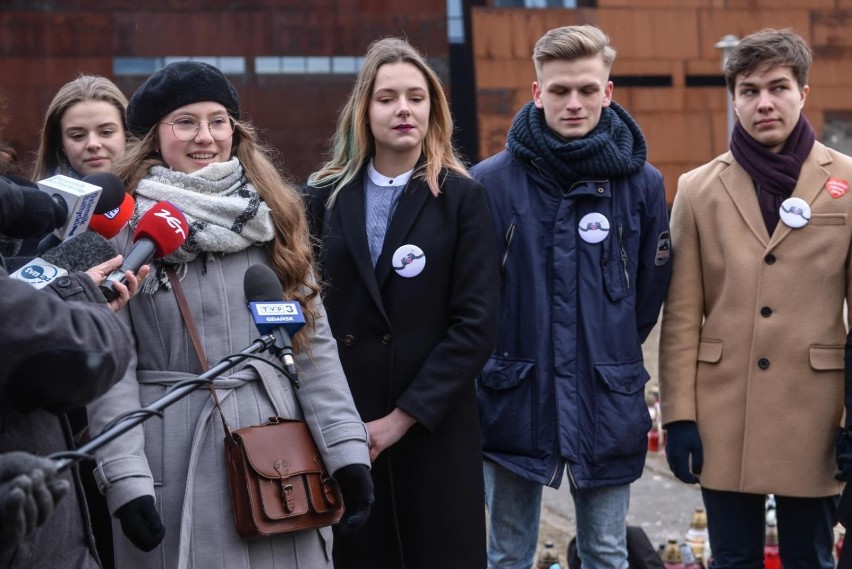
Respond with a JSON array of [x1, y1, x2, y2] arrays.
[[729, 115, 815, 235]]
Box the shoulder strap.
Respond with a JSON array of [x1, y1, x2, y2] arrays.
[[166, 266, 233, 438]]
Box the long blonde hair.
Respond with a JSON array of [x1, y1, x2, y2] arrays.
[[32, 75, 128, 180], [114, 119, 320, 350], [308, 37, 469, 204]]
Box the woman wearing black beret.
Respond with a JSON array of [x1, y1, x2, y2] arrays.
[[86, 60, 373, 569]]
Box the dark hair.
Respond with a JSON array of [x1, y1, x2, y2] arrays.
[[724, 28, 812, 94]]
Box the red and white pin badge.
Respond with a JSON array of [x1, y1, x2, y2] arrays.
[[826, 177, 849, 199]]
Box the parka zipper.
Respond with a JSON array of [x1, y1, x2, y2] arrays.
[[618, 225, 630, 289]]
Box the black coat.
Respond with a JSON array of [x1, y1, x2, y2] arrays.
[[306, 168, 499, 569], [0, 265, 132, 569]]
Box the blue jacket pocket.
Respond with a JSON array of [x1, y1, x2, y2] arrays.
[[592, 360, 651, 462], [477, 355, 539, 456], [478, 355, 534, 390]]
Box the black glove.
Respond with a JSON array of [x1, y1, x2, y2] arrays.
[[836, 427, 852, 482], [0, 451, 69, 548], [2, 180, 68, 238], [665, 421, 703, 484], [114, 495, 165, 552], [334, 464, 374, 534]]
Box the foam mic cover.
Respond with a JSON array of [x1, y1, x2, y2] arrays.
[[244, 264, 283, 304], [243, 264, 306, 338], [41, 231, 118, 273], [8, 232, 117, 289], [1, 176, 68, 238], [99, 201, 189, 301], [83, 172, 126, 214], [243, 265, 305, 376], [88, 193, 135, 239], [134, 201, 189, 258]]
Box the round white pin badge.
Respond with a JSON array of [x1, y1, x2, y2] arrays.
[[391, 244, 426, 277], [779, 197, 811, 228], [578, 213, 610, 244]]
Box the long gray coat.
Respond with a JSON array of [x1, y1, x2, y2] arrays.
[[86, 242, 371, 569]]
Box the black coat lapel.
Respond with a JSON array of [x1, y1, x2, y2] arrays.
[[375, 175, 432, 288], [334, 172, 389, 321]]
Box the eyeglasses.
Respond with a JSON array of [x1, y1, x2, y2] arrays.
[[160, 116, 234, 141]]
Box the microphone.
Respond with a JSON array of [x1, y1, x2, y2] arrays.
[[243, 264, 306, 376], [0, 176, 68, 238], [85, 172, 127, 214], [37, 172, 127, 253], [9, 232, 118, 289], [87, 192, 135, 239], [99, 201, 189, 302]]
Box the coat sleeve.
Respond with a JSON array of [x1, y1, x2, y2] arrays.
[[85, 306, 155, 515], [85, 228, 154, 514], [658, 174, 704, 425], [0, 266, 133, 411], [294, 288, 371, 476], [395, 181, 500, 431], [634, 166, 672, 343]]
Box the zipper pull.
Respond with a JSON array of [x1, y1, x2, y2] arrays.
[[619, 226, 630, 289]]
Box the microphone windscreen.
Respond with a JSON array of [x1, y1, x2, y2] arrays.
[[88, 193, 135, 239], [134, 201, 189, 258], [243, 264, 283, 303], [41, 231, 117, 273], [83, 172, 126, 214]]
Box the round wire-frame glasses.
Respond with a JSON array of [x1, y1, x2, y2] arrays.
[[160, 116, 235, 141]]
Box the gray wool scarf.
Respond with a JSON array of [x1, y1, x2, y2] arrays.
[[133, 158, 276, 293]]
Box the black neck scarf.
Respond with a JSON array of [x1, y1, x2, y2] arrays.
[[506, 100, 647, 189], [729, 114, 815, 235]]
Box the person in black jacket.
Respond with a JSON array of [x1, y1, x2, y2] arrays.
[[306, 38, 499, 569], [0, 172, 143, 568]]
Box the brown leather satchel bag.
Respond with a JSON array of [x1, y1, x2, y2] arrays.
[[167, 268, 344, 539], [224, 416, 344, 538]]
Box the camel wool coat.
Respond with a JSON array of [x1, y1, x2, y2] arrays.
[[659, 142, 852, 497]]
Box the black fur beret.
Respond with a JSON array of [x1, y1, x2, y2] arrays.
[[126, 61, 241, 138]]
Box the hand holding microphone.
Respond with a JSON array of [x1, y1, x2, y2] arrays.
[[86, 256, 150, 312], [100, 201, 189, 302]]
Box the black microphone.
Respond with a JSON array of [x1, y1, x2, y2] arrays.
[[0, 176, 68, 239], [8, 232, 118, 289], [37, 172, 127, 254], [243, 264, 306, 377]]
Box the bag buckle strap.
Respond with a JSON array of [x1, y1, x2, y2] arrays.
[[274, 458, 295, 513]]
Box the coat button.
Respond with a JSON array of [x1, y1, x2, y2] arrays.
[[56, 276, 72, 288], [758, 358, 770, 369], [342, 334, 354, 347], [760, 306, 772, 317], [764, 254, 776, 265], [382, 334, 392, 345], [597, 187, 605, 194]]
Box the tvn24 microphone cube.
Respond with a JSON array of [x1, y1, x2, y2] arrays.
[[38, 175, 102, 240], [8, 259, 68, 289]]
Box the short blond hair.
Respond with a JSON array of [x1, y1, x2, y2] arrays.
[[533, 25, 616, 78]]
